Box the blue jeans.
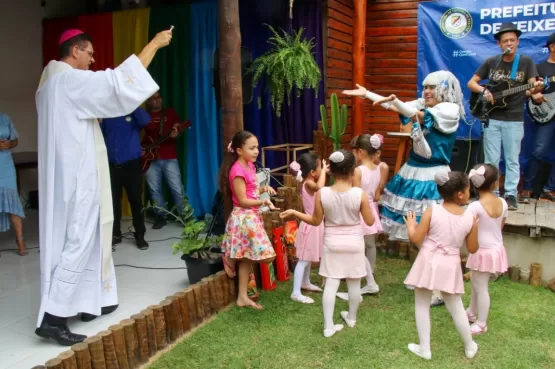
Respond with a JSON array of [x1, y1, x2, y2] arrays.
[[524, 122, 555, 192], [145, 159, 184, 217], [483, 119, 524, 197]]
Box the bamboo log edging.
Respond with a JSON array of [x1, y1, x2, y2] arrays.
[[57, 350, 78, 369], [530, 263, 542, 286], [148, 304, 167, 350], [83, 335, 106, 369], [131, 313, 149, 363], [120, 319, 139, 368], [108, 324, 130, 369], [45, 358, 63, 369], [140, 309, 157, 357], [42, 271, 236, 368], [97, 331, 118, 369], [184, 288, 198, 327], [71, 342, 92, 369], [174, 291, 191, 333], [192, 284, 205, 321]]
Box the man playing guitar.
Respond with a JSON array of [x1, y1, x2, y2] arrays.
[[467, 22, 542, 210], [143, 91, 185, 229], [521, 32, 555, 203]]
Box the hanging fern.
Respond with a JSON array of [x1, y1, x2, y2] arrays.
[[248, 24, 322, 117]]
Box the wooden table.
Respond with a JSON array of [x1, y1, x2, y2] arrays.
[[386, 132, 411, 173], [12, 151, 37, 194]]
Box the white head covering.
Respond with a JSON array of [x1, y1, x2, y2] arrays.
[[422, 70, 465, 119]]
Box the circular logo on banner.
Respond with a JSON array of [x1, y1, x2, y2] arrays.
[[440, 8, 473, 39]]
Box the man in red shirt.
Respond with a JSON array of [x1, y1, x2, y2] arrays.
[[143, 91, 184, 229]]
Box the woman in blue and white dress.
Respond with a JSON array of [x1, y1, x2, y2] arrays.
[[0, 112, 27, 256], [343, 70, 465, 306]]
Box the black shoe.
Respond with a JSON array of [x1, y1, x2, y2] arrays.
[[35, 321, 86, 346], [81, 304, 119, 322], [506, 195, 518, 210], [112, 235, 122, 252], [152, 217, 167, 230], [135, 233, 149, 250]]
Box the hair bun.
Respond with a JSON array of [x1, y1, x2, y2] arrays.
[[434, 171, 450, 186], [289, 161, 301, 172], [469, 166, 486, 187], [329, 151, 345, 163]]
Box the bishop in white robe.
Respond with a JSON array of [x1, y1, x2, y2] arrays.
[[35, 28, 172, 346]]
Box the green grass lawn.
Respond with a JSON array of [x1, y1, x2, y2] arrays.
[[149, 257, 555, 369]]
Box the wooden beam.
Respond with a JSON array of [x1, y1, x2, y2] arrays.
[[352, 0, 367, 136], [218, 0, 243, 146]]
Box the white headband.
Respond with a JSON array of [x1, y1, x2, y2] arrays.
[[469, 166, 486, 187]]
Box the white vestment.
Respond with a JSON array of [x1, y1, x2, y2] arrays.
[[36, 55, 159, 327]]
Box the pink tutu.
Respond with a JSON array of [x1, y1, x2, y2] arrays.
[[295, 221, 324, 262], [466, 246, 508, 274], [361, 201, 383, 235], [404, 247, 465, 294]]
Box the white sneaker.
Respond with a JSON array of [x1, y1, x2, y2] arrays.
[[336, 292, 363, 302], [405, 284, 415, 290], [340, 311, 356, 328], [323, 324, 344, 338], [465, 341, 479, 359], [361, 284, 380, 295], [408, 343, 432, 360]]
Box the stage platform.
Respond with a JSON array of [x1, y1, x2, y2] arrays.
[[502, 200, 555, 282]]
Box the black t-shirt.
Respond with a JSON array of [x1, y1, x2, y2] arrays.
[[536, 61, 555, 123], [475, 55, 538, 121]]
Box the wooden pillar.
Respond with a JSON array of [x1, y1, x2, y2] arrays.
[[352, 0, 367, 136], [219, 0, 243, 220]]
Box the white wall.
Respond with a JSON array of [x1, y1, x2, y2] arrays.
[[0, 0, 87, 194]]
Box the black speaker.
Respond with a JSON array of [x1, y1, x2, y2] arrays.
[[213, 47, 253, 106], [450, 139, 483, 173]]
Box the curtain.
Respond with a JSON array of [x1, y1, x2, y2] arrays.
[[148, 4, 190, 209], [240, 0, 325, 171], [185, 0, 221, 216], [112, 8, 151, 65], [112, 8, 151, 216], [76, 13, 115, 71], [42, 14, 114, 71]]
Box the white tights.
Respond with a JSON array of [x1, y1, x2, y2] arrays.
[[291, 260, 314, 297], [469, 271, 491, 326], [414, 288, 474, 354], [364, 235, 377, 271], [322, 278, 361, 331]]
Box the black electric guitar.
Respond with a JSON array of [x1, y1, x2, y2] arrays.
[[470, 77, 555, 118], [141, 120, 191, 173], [527, 90, 555, 125]]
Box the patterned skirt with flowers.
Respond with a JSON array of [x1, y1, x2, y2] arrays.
[[221, 207, 276, 261]]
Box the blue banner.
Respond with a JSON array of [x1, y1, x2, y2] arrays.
[[418, 0, 555, 164]]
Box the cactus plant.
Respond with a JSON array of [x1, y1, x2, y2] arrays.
[[319, 93, 347, 151]]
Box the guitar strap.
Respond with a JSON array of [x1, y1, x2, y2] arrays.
[[510, 54, 520, 81], [158, 108, 166, 138]]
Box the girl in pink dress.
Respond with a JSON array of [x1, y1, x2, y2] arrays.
[[219, 131, 277, 310], [465, 164, 508, 336], [281, 150, 376, 338], [404, 171, 479, 360], [337, 134, 382, 301], [371, 134, 390, 202], [288, 153, 329, 304]]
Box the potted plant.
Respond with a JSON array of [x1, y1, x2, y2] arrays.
[[146, 197, 225, 284], [249, 24, 322, 117]]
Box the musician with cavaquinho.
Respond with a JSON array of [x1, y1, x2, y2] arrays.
[[143, 91, 186, 230], [467, 22, 542, 211], [521, 32, 555, 204]]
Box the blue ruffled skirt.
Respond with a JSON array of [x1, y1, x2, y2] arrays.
[[380, 163, 448, 241]]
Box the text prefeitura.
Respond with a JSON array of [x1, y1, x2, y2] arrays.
[[479, 2, 555, 35]]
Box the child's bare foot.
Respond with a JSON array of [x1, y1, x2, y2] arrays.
[[223, 255, 236, 278], [16, 238, 28, 256], [236, 296, 263, 310]]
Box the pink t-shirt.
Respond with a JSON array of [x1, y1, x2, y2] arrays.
[[467, 199, 508, 249], [229, 161, 259, 208]]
